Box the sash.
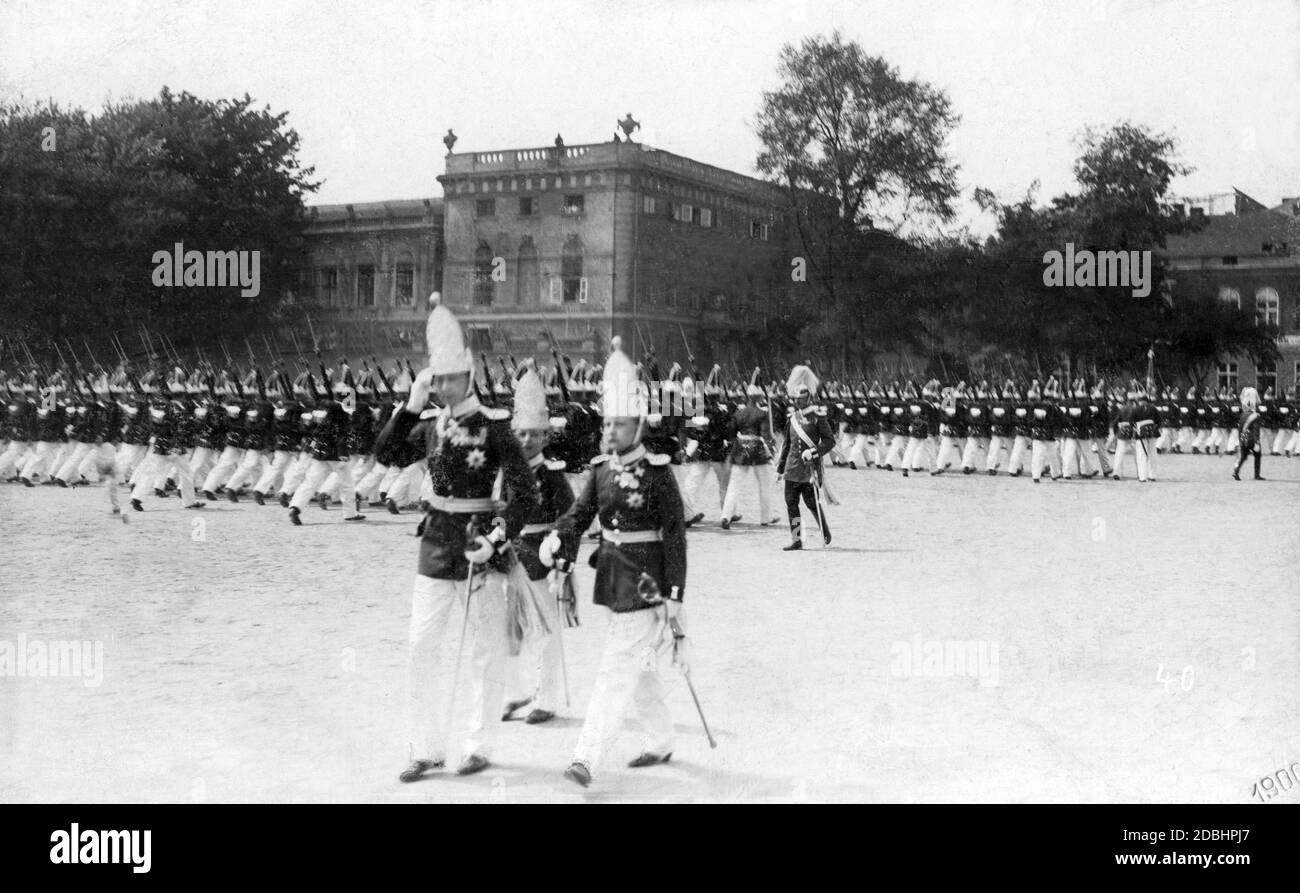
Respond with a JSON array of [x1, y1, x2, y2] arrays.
[[789, 413, 838, 505], [789, 413, 818, 451]]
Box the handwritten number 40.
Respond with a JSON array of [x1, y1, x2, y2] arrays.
[[1156, 663, 1193, 693]]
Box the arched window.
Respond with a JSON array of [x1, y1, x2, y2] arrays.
[[473, 241, 494, 306], [516, 237, 538, 306], [561, 235, 584, 303], [1255, 287, 1279, 326]]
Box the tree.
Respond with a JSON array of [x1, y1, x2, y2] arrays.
[[0, 88, 318, 364], [754, 32, 960, 367]]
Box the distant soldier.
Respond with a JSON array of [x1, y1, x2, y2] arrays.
[[774, 365, 834, 550]]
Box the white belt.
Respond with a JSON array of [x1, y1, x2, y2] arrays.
[[737, 434, 763, 440], [427, 494, 496, 513], [519, 523, 554, 535], [601, 526, 662, 544]]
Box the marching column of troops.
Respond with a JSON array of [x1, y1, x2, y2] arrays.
[[1, 303, 1283, 785]]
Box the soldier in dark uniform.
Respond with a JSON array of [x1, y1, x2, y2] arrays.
[[775, 365, 835, 550], [720, 380, 779, 527], [539, 337, 688, 788], [387, 295, 540, 782], [501, 369, 576, 727], [1233, 386, 1265, 481]]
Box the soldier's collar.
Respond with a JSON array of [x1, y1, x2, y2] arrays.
[[449, 394, 481, 420], [527, 452, 546, 469], [610, 444, 647, 469]]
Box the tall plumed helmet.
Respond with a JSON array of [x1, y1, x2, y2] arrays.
[[1240, 386, 1259, 410], [424, 292, 472, 375], [511, 369, 549, 431], [785, 364, 819, 397], [601, 336, 646, 418]]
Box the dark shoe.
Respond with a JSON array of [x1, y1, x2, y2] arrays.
[[1254, 475, 1265, 481], [278, 492, 290, 508], [684, 512, 705, 527], [55, 478, 68, 488], [154, 487, 167, 498], [502, 697, 533, 721], [729, 514, 742, 523], [627, 752, 672, 768], [386, 498, 400, 515], [963, 467, 973, 475], [130, 498, 143, 512], [564, 762, 592, 788], [202, 490, 216, 501], [847, 462, 857, 470], [1232, 470, 1240, 481], [253, 490, 265, 505], [227, 489, 239, 503], [184, 502, 206, 509], [111, 506, 121, 515], [289, 506, 302, 526], [986, 469, 996, 476], [883, 464, 893, 471], [720, 518, 730, 530], [316, 493, 329, 510], [525, 709, 555, 725], [457, 754, 490, 776], [782, 540, 803, 551], [822, 530, 832, 546], [901, 468, 908, 477], [344, 514, 366, 522], [398, 759, 444, 783], [1009, 470, 1022, 478]]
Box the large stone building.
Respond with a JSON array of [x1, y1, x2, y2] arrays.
[[292, 198, 444, 362], [1162, 191, 1300, 393], [295, 137, 798, 371]]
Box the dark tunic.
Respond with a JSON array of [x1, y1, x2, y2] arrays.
[[554, 445, 687, 612], [376, 396, 539, 581], [513, 454, 576, 581]]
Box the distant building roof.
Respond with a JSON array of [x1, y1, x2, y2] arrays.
[[1162, 206, 1295, 259], [307, 198, 443, 222]]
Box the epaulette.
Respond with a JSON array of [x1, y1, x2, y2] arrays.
[[590, 453, 611, 465], [482, 406, 510, 421], [647, 452, 672, 466], [544, 458, 566, 472], [419, 408, 439, 420], [809, 405, 827, 416]]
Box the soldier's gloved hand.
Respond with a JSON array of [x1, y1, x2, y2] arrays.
[[464, 521, 507, 564], [538, 530, 563, 567], [800, 448, 816, 461], [406, 366, 435, 414]]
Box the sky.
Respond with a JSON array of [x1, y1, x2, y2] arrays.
[[3, 0, 1298, 235]]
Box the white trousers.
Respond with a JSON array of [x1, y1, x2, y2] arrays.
[[960, 436, 984, 470], [131, 451, 196, 503], [504, 576, 565, 714], [290, 458, 356, 511], [224, 448, 266, 492], [1030, 438, 1061, 480], [1113, 439, 1153, 481], [201, 445, 245, 493], [683, 460, 731, 519], [932, 435, 962, 472], [19, 441, 59, 479], [1006, 435, 1031, 473], [874, 431, 893, 466], [721, 463, 774, 522], [279, 452, 313, 496], [0, 441, 31, 478], [984, 435, 1009, 471], [407, 571, 508, 762], [572, 607, 674, 770], [901, 435, 931, 470]]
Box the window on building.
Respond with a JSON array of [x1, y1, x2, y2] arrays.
[[643, 195, 657, 215], [679, 203, 693, 223], [518, 196, 536, 216], [700, 208, 713, 227], [1256, 287, 1279, 326], [1257, 362, 1277, 393], [750, 219, 769, 240], [1222, 256, 1238, 266], [1218, 286, 1240, 309], [1217, 362, 1238, 393], [467, 326, 492, 352], [297, 268, 315, 302], [667, 287, 677, 308], [473, 241, 495, 305], [562, 194, 584, 216], [561, 236, 583, 303], [395, 264, 413, 306], [357, 265, 375, 307], [516, 236, 539, 305], [318, 267, 338, 307], [476, 199, 496, 218]]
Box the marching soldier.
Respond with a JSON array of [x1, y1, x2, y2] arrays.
[[538, 336, 688, 788], [720, 376, 779, 528], [389, 294, 540, 782], [774, 365, 834, 550], [501, 369, 576, 726]]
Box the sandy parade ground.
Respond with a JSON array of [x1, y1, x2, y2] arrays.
[[2, 451, 1297, 804]]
